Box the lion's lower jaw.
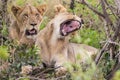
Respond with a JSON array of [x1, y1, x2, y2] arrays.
[[58, 33, 69, 39], [26, 35, 37, 39], [58, 35, 65, 39]]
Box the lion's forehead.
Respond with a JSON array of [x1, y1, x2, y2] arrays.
[[55, 13, 81, 22], [22, 5, 39, 15]]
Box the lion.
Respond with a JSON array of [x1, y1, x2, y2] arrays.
[[35, 4, 98, 76], [9, 3, 47, 45]]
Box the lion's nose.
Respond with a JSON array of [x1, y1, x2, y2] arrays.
[[30, 23, 37, 26]]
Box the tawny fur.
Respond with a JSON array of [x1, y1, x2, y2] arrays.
[[36, 4, 98, 75], [9, 4, 47, 45]]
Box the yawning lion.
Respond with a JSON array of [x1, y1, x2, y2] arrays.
[[36, 4, 98, 76]]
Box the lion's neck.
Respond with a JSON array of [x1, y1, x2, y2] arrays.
[[38, 25, 70, 65], [42, 26, 69, 54]]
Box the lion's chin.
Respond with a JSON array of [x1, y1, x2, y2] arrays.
[[26, 35, 37, 39]]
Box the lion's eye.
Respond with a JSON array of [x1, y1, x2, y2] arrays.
[[35, 13, 39, 17], [23, 14, 28, 18]]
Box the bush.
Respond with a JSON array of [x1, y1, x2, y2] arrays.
[[70, 28, 105, 48]]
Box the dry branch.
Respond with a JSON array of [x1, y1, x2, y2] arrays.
[[79, 0, 105, 18], [78, 1, 120, 79]]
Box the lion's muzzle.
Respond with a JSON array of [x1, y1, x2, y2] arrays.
[[25, 28, 37, 36]]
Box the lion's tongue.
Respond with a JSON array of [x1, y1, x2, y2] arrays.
[[62, 21, 80, 35], [29, 29, 35, 34]]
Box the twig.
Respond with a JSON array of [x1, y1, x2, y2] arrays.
[[104, 0, 118, 20], [101, 40, 120, 46], [34, 66, 62, 77], [16, 76, 45, 80], [114, 0, 120, 13], [100, 0, 112, 24], [79, 0, 105, 18], [115, 52, 120, 58], [105, 62, 120, 80], [100, 0, 113, 38], [112, 19, 120, 41], [54, 74, 67, 80], [34, 67, 54, 77], [95, 40, 109, 64], [108, 41, 120, 46]]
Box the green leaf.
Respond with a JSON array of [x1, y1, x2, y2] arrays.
[[113, 70, 120, 80], [0, 46, 9, 60]]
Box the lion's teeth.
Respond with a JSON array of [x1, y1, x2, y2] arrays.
[[77, 25, 80, 29], [62, 29, 66, 35], [62, 29, 64, 32], [64, 32, 67, 35]]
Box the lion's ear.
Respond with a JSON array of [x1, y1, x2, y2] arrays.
[[37, 4, 47, 15], [11, 5, 21, 17], [54, 4, 67, 14]]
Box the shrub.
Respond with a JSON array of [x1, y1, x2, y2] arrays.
[[70, 28, 105, 48]]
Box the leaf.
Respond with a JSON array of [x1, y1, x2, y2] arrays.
[[113, 70, 120, 80], [0, 46, 9, 60]]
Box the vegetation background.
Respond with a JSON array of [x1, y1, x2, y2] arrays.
[[0, 0, 120, 80]]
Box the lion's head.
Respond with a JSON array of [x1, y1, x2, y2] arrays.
[[11, 3, 47, 38], [51, 4, 83, 38]]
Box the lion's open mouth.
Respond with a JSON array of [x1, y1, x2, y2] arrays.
[[60, 19, 81, 36], [25, 28, 37, 36]]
